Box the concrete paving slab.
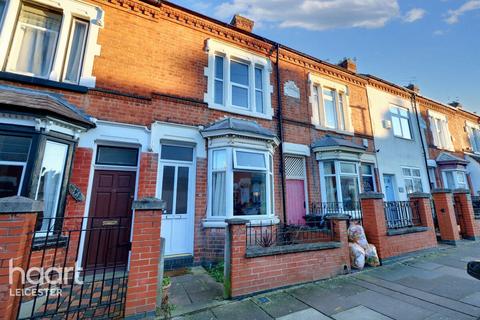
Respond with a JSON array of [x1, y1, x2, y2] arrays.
[[461, 292, 480, 307], [332, 305, 392, 320], [276, 308, 331, 320], [211, 300, 272, 320], [176, 310, 217, 320], [252, 292, 309, 318], [403, 261, 443, 271], [396, 275, 480, 300]]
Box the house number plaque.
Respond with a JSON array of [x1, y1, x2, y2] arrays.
[[68, 183, 85, 202]]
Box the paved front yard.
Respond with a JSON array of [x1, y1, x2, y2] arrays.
[[173, 241, 480, 320]]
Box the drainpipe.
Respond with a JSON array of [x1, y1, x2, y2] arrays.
[[411, 92, 433, 190], [275, 43, 287, 224]]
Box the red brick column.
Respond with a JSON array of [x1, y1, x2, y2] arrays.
[[125, 198, 164, 319], [0, 197, 42, 320], [327, 216, 351, 270], [224, 219, 247, 299], [453, 189, 480, 240], [432, 189, 460, 245], [359, 193, 387, 258], [408, 193, 435, 229]]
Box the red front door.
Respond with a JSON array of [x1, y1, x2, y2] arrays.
[[83, 170, 136, 269], [286, 179, 306, 225]]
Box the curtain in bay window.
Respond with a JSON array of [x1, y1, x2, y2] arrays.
[[13, 5, 61, 78], [211, 172, 226, 216]]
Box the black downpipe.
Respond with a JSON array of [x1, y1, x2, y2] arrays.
[[411, 93, 433, 189], [275, 43, 287, 223]]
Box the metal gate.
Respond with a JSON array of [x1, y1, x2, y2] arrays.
[[17, 215, 131, 319]]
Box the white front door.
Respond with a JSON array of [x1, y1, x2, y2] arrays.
[[158, 145, 195, 256]]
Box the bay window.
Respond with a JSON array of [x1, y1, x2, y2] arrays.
[[442, 170, 468, 190], [320, 161, 360, 210], [208, 148, 274, 220], [205, 39, 272, 119], [0, 134, 32, 197], [402, 167, 423, 194], [361, 164, 376, 192]]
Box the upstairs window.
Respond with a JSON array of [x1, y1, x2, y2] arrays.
[[7, 4, 62, 78], [0, 0, 103, 87], [428, 111, 453, 151], [390, 106, 412, 140], [466, 123, 480, 153], [206, 39, 272, 119], [0, 0, 7, 26], [402, 167, 423, 194], [310, 74, 352, 133]]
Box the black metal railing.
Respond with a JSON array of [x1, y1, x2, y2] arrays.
[[246, 221, 335, 248], [472, 196, 480, 219], [384, 201, 421, 230], [309, 201, 362, 222]]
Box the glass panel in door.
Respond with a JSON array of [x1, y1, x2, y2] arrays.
[[161, 166, 175, 215], [175, 167, 189, 215]]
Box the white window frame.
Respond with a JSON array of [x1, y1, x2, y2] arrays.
[[428, 110, 454, 151], [442, 169, 468, 190], [206, 146, 275, 222], [390, 105, 412, 140], [204, 39, 273, 120], [0, 0, 103, 87], [309, 73, 353, 134], [319, 160, 361, 204], [63, 18, 89, 84], [401, 166, 423, 194], [0, 0, 8, 31], [361, 163, 377, 192], [0, 160, 27, 196], [466, 121, 480, 154]]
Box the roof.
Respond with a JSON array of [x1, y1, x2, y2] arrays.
[[201, 117, 277, 141], [312, 135, 366, 150], [436, 152, 469, 165], [0, 84, 95, 128]]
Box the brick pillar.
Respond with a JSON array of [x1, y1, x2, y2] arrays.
[[125, 198, 165, 319], [0, 197, 42, 320], [408, 192, 435, 229], [326, 216, 351, 271], [432, 189, 460, 245], [453, 189, 480, 240], [224, 219, 248, 299], [359, 193, 387, 259]]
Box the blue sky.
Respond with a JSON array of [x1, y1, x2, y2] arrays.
[[170, 0, 480, 113]]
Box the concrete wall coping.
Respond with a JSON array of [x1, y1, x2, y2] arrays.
[[431, 189, 453, 194], [0, 196, 43, 214], [452, 189, 470, 195], [225, 218, 248, 225], [360, 192, 384, 200], [408, 192, 431, 199], [132, 197, 166, 211], [324, 214, 351, 221]]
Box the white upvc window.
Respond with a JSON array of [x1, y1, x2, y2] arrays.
[[428, 110, 454, 151], [466, 121, 480, 153], [402, 167, 423, 194], [207, 147, 275, 220], [390, 105, 412, 140], [320, 161, 360, 207], [309, 73, 353, 133], [0, 0, 8, 30], [0, 133, 32, 198], [205, 39, 273, 119], [442, 170, 468, 190], [361, 163, 377, 192], [0, 0, 103, 87]]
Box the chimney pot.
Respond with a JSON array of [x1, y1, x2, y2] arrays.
[[406, 84, 420, 93], [338, 59, 357, 73], [230, 14, 254, 33]]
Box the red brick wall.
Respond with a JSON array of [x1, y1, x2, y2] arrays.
[[138, 152, 159, 199], [453, 192, 479, 240], [226, 219, 349, 298]]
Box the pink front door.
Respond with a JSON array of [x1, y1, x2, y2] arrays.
[[286, 179, 306, 224]]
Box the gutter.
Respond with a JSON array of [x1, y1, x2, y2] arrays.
[[411, 93, 433, 189]]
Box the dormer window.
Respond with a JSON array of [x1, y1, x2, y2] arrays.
[[0, 0, 103, 87], [205, 39, 273, 119]]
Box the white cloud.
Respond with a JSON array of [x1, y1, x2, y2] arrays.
[[433, 29, 445, 36], [403, 8, 426, 23], [445, 0, 480, 24], [214, 0, 401, 31]]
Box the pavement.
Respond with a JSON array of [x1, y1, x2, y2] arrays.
[[170, 241, 480, 320]]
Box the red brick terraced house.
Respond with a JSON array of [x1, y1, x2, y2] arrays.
[[0, 0, 379, 273]]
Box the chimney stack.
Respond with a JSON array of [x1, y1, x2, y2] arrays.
[[338, 58, 357, 73], [406, 84, 420, 94], [449, 101, 463, 109], [230, 14, 254, 33]]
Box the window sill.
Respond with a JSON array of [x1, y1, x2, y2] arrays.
[[207, 103, 272, 120], [0, 71, 89, 93], [393, 135, 414, 142], [246, 241, 341, 258], [32, 235, 69, 251], [203, 216, 280, 228], [314, 125, 354, 136], [387, 226, 429, 236]]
